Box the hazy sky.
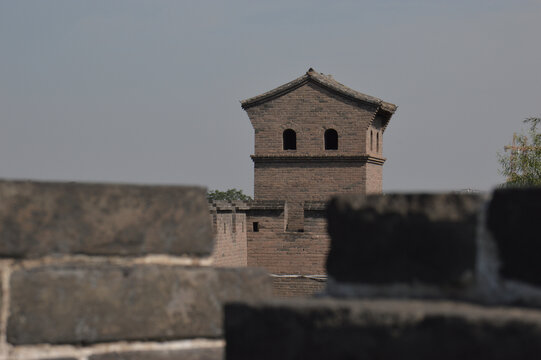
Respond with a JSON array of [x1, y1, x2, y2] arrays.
[[1, 1, 540, 195]]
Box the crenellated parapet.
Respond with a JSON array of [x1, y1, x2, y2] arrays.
[[226, 188, 541, 359], [0, 179, 272, 360]]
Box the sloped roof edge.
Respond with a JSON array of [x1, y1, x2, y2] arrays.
[[241, 68, 397, 114]]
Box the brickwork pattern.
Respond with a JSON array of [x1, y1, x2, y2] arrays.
[[208, 201, 329, 296], [246, 82, 377, 156], [271, 277, 327, 298], [254, 161, 367, 201], [364, 163, 383, 194], [226, 188, 541, 360], [245, 79, 391, 203], [0, 180, 272, 360], [246, 211, 330, 275], [228, 71, 397, 297], [210, 205, 247, 267]]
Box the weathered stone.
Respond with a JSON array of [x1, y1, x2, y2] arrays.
[[89, 347, 222, 360], [326, 193, 483, 285], [225, 298, 541, 360], [0, 270, 2, 328], [0, 180, 213, 257], [7, 265, 272, 345], [487, 188, 541, 286]]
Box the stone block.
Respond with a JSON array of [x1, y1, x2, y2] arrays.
[[487, 188, 541, 286], [0, 180, 213, 257], [89, 347, 222, 360], [326, 193, 483, 285], [7, 265, 272, 345], [225, 298, 541, 360]]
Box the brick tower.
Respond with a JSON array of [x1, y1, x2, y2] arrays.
[[211, 69, 397, 297], [241, 68, 397, 205]]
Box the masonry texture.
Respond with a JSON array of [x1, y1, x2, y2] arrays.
[[326, 193, 483, 285], [89, 348, 223, 360], [244, 69, 395, 201], [226, 298, 541, 360], [8, 265, 269, 345], [2, 70, 538, 359], [226, 188, 541, 360], [211, 68, 397, 297], [209, 202, 248, 267], [0, 180, 271, 360], [0, 180, 213, 257]]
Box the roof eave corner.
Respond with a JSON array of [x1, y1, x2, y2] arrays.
[[376, 102, 397, 132], [380, 101, 397, 115]]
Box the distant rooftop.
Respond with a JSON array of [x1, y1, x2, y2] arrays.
[[241, 67, 397, 116]]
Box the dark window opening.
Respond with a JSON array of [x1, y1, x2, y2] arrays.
[[325, 129, 338, 150], [253, 222, 259, 232], [370, 130, 373, 151], [376, 132, 379, 152], [283, 129, 296, 150]]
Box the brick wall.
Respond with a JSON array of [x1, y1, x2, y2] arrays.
[[271, 276, 327, 298], [210, 202, 248, 267], [247, 231, 330, 275], [365, 162, 383, 194], [246, 205, 330, 276], [246, 82, 377, 156], [245, 81, 387, 203], [366, 114, 384, 154], [0, 180, 272, 360], [254, 160, 367, 202]]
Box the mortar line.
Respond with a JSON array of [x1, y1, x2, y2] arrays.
[[13, 254, 214, 270], [7, 338, 224, 360]]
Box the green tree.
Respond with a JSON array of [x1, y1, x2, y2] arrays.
[[207, 188, 253, 202], [498, 117, 541, 187]]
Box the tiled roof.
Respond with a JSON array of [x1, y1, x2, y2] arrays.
[[241, 68, 397, 114]]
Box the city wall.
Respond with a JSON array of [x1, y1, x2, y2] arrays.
[[2, 178, 540, 359], [210, 200, 329, 297], [226, 187, 541, 360]]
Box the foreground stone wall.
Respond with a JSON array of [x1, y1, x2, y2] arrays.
[[271, 276, 326, 298], [0, 180, 272, 360], [225, 188, 541, 359], [3, 179, 539, 359]]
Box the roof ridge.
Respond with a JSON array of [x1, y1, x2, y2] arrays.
[[241, 68, 397, 114]]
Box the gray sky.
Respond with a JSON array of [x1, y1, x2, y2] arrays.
[[1, 1, 540, 195]]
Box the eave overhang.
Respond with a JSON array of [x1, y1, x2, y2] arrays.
[[241, 68, 397, 117]]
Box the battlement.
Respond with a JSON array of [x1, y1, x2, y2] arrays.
[[2, 178, 540, 359], [226, 187, 541, 360], [0, 179, 272, 359]]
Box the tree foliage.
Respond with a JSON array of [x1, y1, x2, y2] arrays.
[[207, 188, 253, 202], [498, 117, 541, 187]]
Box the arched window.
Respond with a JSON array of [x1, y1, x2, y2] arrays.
[[283, 129, 296, 150], [324, 129, 338, 150], [370, 130, 373, 151], [376, 132, 379, 152]]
